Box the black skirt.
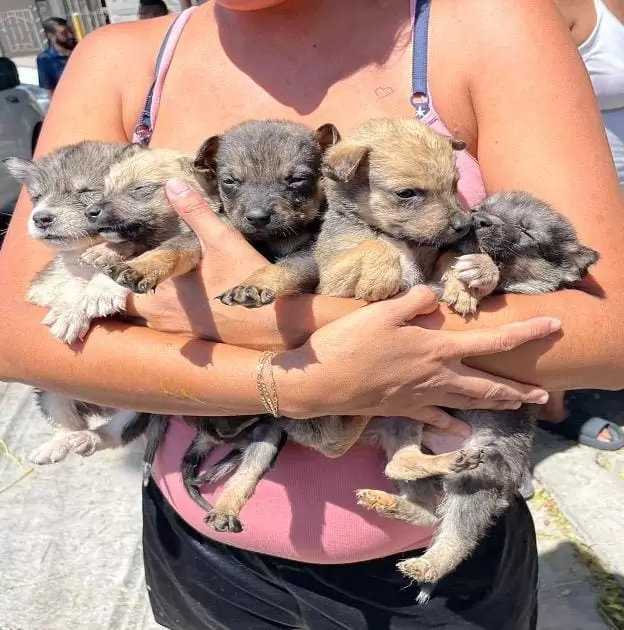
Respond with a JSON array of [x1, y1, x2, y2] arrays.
[[143, 480, 538, 630]]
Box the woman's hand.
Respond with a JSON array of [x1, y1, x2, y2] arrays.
[[126, 180, 359, 349], [276, 287, 560, 435]]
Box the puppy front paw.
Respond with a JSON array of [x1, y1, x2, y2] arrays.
[[80, 243, 129, 268], [104, 262, 159, 294], [218, 285, 276, 308], [439, 270, 478, 316], [453, 254, 499, 298], [41, 307, 91, 344]]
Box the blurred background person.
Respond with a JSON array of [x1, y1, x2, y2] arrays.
[[36, 18, 77, 96]]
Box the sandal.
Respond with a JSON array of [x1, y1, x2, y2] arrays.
[[538, 414, 624, 451]]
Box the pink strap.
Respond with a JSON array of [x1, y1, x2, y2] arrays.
[[149, 7, 198, 132]]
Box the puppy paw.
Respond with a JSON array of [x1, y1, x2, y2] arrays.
[[64, 430, 102, 457], [218, 285, 276, 309], [80, 243, 126, 268], [439, 271, 478, 316], [28, 437, 73, 465], [104, 262, 159, 294], [204, 510, 243, 533], [397, 557, 439, 584], [453, 254, 499, 298], [450, 447, 483, 473], [356, 489, 399, 515], [41, 307, 91, 344]]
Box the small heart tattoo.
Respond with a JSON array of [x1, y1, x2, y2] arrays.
[[375, 86, 394, 100]]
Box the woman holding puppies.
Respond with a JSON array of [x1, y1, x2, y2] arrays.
[[1, 0, 623, 628]]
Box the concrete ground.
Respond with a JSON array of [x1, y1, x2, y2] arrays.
[[1, 380, 623, 630]]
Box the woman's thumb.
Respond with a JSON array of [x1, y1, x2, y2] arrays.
[[165, 178, 246, 252], [372, 286, 439, 324]]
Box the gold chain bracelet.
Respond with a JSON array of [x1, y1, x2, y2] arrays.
[[257, 351, 280, 418]]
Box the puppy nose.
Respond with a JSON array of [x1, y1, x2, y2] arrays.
[[32, 211, 56, 228], [85, 204, 103, 220], [245, 208, 271, 227], [472, 212, 493, 229], [450, 213, 470, 233]]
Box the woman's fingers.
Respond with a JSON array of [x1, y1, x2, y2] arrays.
[[364, 286, 440, 325], [450, 317, 562, 357], [439, 394, 523, 411], [407, 406, 471, 437], [450, 366, 549, 404], [165, 178, 260, 260]]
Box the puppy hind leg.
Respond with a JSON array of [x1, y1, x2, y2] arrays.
[[206, 424, 287, 533], [397, 487, 506, 603], [64, 409, 139, 457]]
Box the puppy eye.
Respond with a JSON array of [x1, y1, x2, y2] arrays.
[[395, 188, 425, 199], [130, 183, 161, 198], [220, 177, 239, 187], [30, 193, 41, 202], [287, 176, 311, 187]]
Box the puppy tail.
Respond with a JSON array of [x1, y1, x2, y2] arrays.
[[192, 448, 243, 485], [181, 432, 216, 513]]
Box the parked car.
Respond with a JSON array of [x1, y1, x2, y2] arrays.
[[0, 57, 45, 219]]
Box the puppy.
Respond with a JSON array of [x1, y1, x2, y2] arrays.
[[360, 190, 598, 601], [9, 142, 214, 467], [174, 119, 341, 531], [195, 118, 474, 534]]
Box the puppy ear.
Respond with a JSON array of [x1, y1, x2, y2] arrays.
[[572, 244, 600, 276], [315, 124, 341, 153], [194, 135, 220, 174], [449, 137, 466, 151], [2, 157, 34, 183], [322, 144, 369, 183]]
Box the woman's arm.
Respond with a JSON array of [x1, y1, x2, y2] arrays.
[[415, 0, 624, 391], [0, 21, 552, 425]]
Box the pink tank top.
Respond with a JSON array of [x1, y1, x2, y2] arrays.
[[140, 1, 487, 564]]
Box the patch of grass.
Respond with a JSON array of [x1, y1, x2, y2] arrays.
[[533, 487, 624, 629], [0, 439, 33, 495]]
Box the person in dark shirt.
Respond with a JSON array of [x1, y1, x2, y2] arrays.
[[138, 0, 169, 20], [36, 17, 77, 95]]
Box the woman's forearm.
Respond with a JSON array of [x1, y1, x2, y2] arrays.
[[0, 304, 304, 417], [418, 288, 617, 391]]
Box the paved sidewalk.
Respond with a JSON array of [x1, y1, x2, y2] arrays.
[[1, 381, 623, 629]]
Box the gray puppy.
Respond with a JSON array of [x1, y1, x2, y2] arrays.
[[3, 141, 157, 466]]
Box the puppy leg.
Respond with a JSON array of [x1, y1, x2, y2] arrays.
[[356, 480, 439, 527], [63, 409, 139, 457], [29, 392, 91, 465], [205, 423, 286, 533], [218, 252, 319, 308], [319, 240, 404, 301], [385, 445, 483, 481], [105, 231, 201, 294]]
